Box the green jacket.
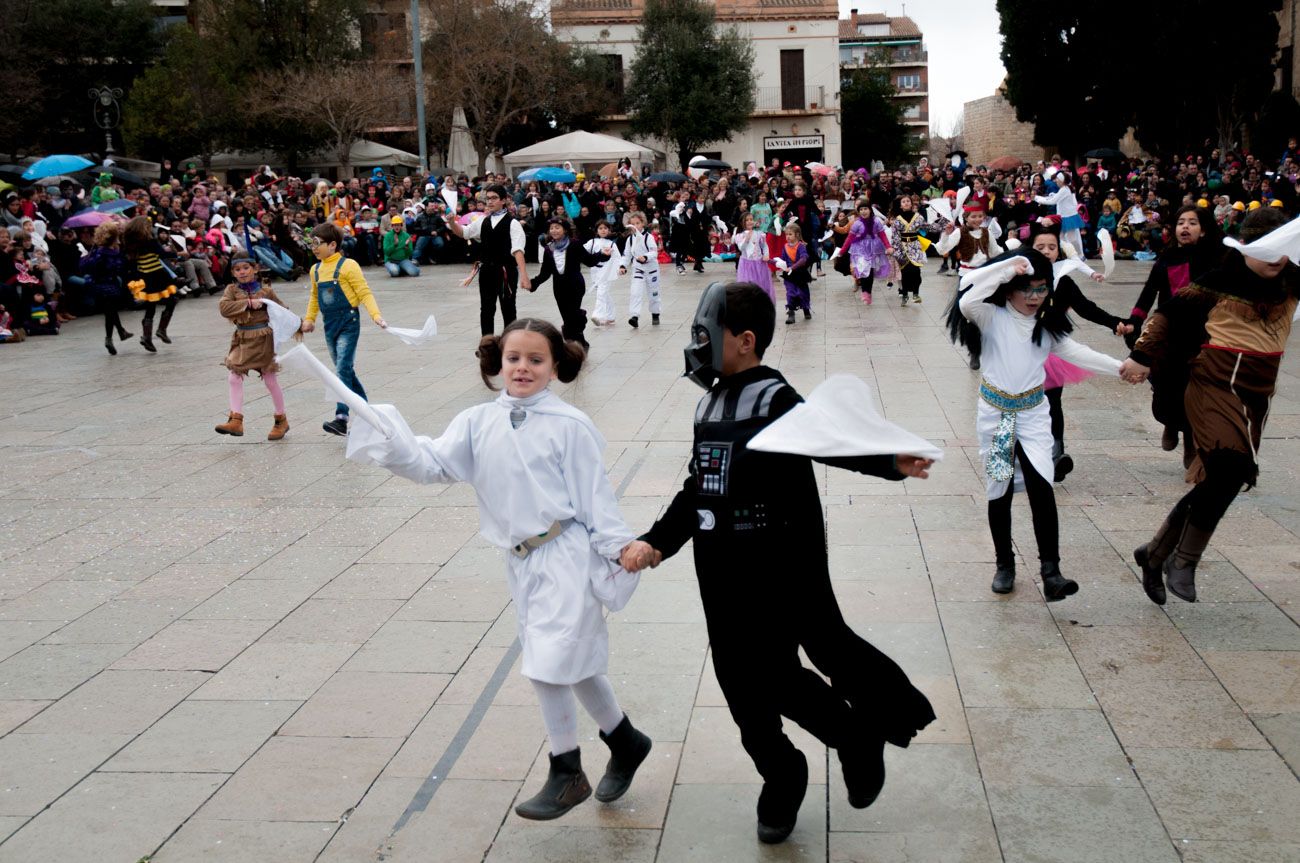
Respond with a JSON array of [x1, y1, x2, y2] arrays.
[[383, 228, 413, 262]]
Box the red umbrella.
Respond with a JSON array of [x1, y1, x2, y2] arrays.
[[986, 155, 1023, 172]]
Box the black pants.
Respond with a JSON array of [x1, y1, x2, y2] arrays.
[[553, 280, 587, 345], [1046, 386, 1065, 446], [478, 262, 518, 336], [988, 441, 1059, 564], [899, 265, 921, 297], [856, 275, 875, 294]]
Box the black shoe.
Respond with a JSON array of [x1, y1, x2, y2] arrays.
[[991, 561, 1015, 594], [156, 328, 171, 345], [1164, 557, 1198, 602], [1041, 561, 1078, 602], [1133, 545, 1167, 605], [515, 748, 592, 821], [1053, 453, 1074, 482], [628, 316, 639, 328], [785, 310, 796, 325], [840, 735, 886, 809], [595, 715, 653, 802], [104, 336, 116, 356], [652, 314, 660, 326], [938, 263, 949, 273], [693, 264, 705, 273], [1161, 426, 1179, 451], [803, 308, 811, 320], [139, 321, 156, 353], [116, 326, 133, 340], [756, 751, 807, 845], [968, 355, 981, 370], [322, 417, 348, 436]]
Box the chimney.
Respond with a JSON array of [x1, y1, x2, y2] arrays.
[[850, 8, 858, 14]]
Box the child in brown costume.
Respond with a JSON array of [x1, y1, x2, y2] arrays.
[[216, 257, 290, 440]]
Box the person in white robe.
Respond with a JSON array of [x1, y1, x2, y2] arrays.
[[584, 221, 622, 325], [344, 317, 652, 821]]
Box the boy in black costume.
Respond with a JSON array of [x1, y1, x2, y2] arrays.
[[622, 282, 936, 844]]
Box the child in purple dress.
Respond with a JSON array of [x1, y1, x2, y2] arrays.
[[733, 213, 775, 303], [775, 223, 813, 325], [834, 198, 892, 305]]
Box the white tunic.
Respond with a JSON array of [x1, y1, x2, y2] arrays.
[[345, 389, 637, 684], [959, 257, 1122, 499]]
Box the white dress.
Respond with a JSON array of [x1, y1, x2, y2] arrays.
[[585, 237, 620, 323], [346, 389, 638, 684], [959, 257, 1121, 499]]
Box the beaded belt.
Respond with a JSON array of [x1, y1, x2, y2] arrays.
[[979, 380, 1044, 412], [980, 381, 1044, 483], [510, 519, 575, 559], [237, 322, 270, 331]]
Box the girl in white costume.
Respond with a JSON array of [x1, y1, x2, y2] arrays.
[[620, 211, 661, 328], [585, 220, 622, 326], [345, 318, 652, 821], [1034, 172, 1084, 257], [948, 250, 1126, 601]]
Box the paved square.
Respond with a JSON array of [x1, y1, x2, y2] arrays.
[[1, 259, 1298, 861]]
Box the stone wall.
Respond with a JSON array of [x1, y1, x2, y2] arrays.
[[960, 91, 1050, 166]]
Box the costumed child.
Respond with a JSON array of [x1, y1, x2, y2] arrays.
[[214, 257, 290, 441], [300, 223, 387, 437], [832, 197, 892, 305], [584, 220, 622, 326], [935, 203, 995, 276], [621, 282, 936, 845], [619, 211, 661, 329], [345, 317, 652, 822], [530, 218, 607, 349], [121, 216, 179, 353], [774, 222, 813, 325], [1034, 171, 1084, 254], [1026, 221, 1133, 481], [1122, 208, 1300, 605], [890, 195, 930, 305], [947, 250, 1128, 599], [732, 212, 775, 304]]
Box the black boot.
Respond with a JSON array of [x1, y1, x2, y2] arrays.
[[1133, 505, 1187, 606], [991, 559, 1016, 594], [968, 353, 980, 370], [156, 304, 174, 344], [1161, 425, 1179, 451], [785, 309, 796, 325], [1052, 439, 1074, 482], [803, 307, 811, 320], [1040, 560, 1078, 602], [628, 316, 638, 328], [104, 335, 116, 356], [139, 319, 157, 353], [116, 324, 133, 340], [756, 750, 807, 845], [514, 748, 592, 821], [1164, 521, 1211, 603], [839, 734, 886, 809], [594, 714, 652, 802]]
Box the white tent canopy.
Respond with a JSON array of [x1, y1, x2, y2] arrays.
[[502, 131, 660, 168], [187, 138, 421, 172]]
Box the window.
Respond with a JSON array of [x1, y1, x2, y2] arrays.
[[603, 54, 625, 104], [780, 49, 805, 110], [897, 74, 921, 91], [902, 104, 921, 119], [857, 23, 890, 36], [362, 12, 407, 60]]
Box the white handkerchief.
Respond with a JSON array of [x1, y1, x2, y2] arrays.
[[261, 300, 302, 350], [749, 375, 944, 461], [441, 187, 457, 213], [1099, 229, 1116, 278], [1223, 213, 1300, 264], [385, 315, 438, 346], [276, 344, 393, 438]]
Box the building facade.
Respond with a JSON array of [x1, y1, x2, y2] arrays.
[[960, 87, 1049, 167], [551, 0, 842, 169], [836, 9, 928, 154]]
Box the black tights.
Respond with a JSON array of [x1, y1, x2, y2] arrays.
[[857, 275, 874, 294], [988, 441, 1059, 564], [1172, 449, 1251, 534], [103, 306, 122, 338], [1046, 386, 1064, 445], [141, 296, 176, 324]]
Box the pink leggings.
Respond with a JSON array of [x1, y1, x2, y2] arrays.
[[229, 370, 286, 414]]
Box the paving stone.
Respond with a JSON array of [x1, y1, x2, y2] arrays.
[[18, 669, 207, 736], [967, 707, 1136, 787], [103, 699, 300, 773], [1092, 678, 1270, 750], [986, 786, 1179, 863], [343, 619, 487, 673], [1199, 650, 1300, 714], [487, 822, 661, 863], [154, 819, 336, 862], [0, 771, 224, 863], [1061, 624, 1214, 683], [40, 597, 199, 644], [191, 642, 358, 700], [678, 705, 827, 786], [0, 731, 133, 816], [829, 830, 1002, 863], [279, 670, 449, 738], [314, 563, 436, 600], [260, 598, 403, 644], [110, 618, 272, 671], [0, 642, 131, 700], [829, 743, 994, 835]]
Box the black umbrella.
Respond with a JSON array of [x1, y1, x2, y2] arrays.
[[1084, 147, 1126, 161], [689, 158, 731, 170], [0, 164, 28, 184], [945, 150, 969, 160], [647, 171, 688, 183], [77, 165, 148, 190]]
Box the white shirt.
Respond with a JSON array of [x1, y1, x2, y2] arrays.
[[461, 210, 526, 254], [623, 229, 658, 269]]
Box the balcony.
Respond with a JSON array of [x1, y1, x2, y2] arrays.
[[753, 85, 827, 115], [839, 47, 928, 69]]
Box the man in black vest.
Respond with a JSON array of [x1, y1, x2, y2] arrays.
[[445, 184, 531, 334]]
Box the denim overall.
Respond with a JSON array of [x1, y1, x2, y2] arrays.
[[314, 257, 367, 418]]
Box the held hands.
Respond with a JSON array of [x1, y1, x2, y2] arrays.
[[896, 456, 934, 479], [1091, 272, 1106, 283], [300, 320, 315, 334], [619, 540, 662, 573], [1114, 321, 1135, 337], [1118, 358, 1149, 384], [619, 266, 628, 275]]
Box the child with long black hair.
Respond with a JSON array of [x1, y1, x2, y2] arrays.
[[890, 195, 929, 305], [948, 250, 1128, 599]]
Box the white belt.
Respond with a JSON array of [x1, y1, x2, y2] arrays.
[[510, 519, 574, 559]]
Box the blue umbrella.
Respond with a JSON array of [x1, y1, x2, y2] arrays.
[[93, 198, 139, 214], [518, 166, 577, 183], [22, 155, 94, 181]]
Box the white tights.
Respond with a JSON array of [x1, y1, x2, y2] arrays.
[[531, 674, 624, 755]]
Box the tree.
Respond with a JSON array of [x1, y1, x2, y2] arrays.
[[625, 0, 756, 170], [425, 0, 619, 176], [839, 65, 910, 170], [254, 63, 409, 177], [122, 25, 241, 165], [1, 0, 162, 154]]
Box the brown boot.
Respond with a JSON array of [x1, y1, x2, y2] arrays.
[[215, 412, 244, 436], [1164, 520, 1212, 603], [267, 414, 289, 441]]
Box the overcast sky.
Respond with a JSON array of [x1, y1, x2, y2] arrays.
[[836, 0, 1006, 134]]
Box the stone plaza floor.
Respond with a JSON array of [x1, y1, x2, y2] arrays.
[[0, 256, 1298, 862]]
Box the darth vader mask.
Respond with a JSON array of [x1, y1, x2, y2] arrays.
[[684, 281, 728, 390]]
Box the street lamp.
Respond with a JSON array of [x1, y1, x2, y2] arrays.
[[411, 0, 427, 175], [88, 86, 123, 158]]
